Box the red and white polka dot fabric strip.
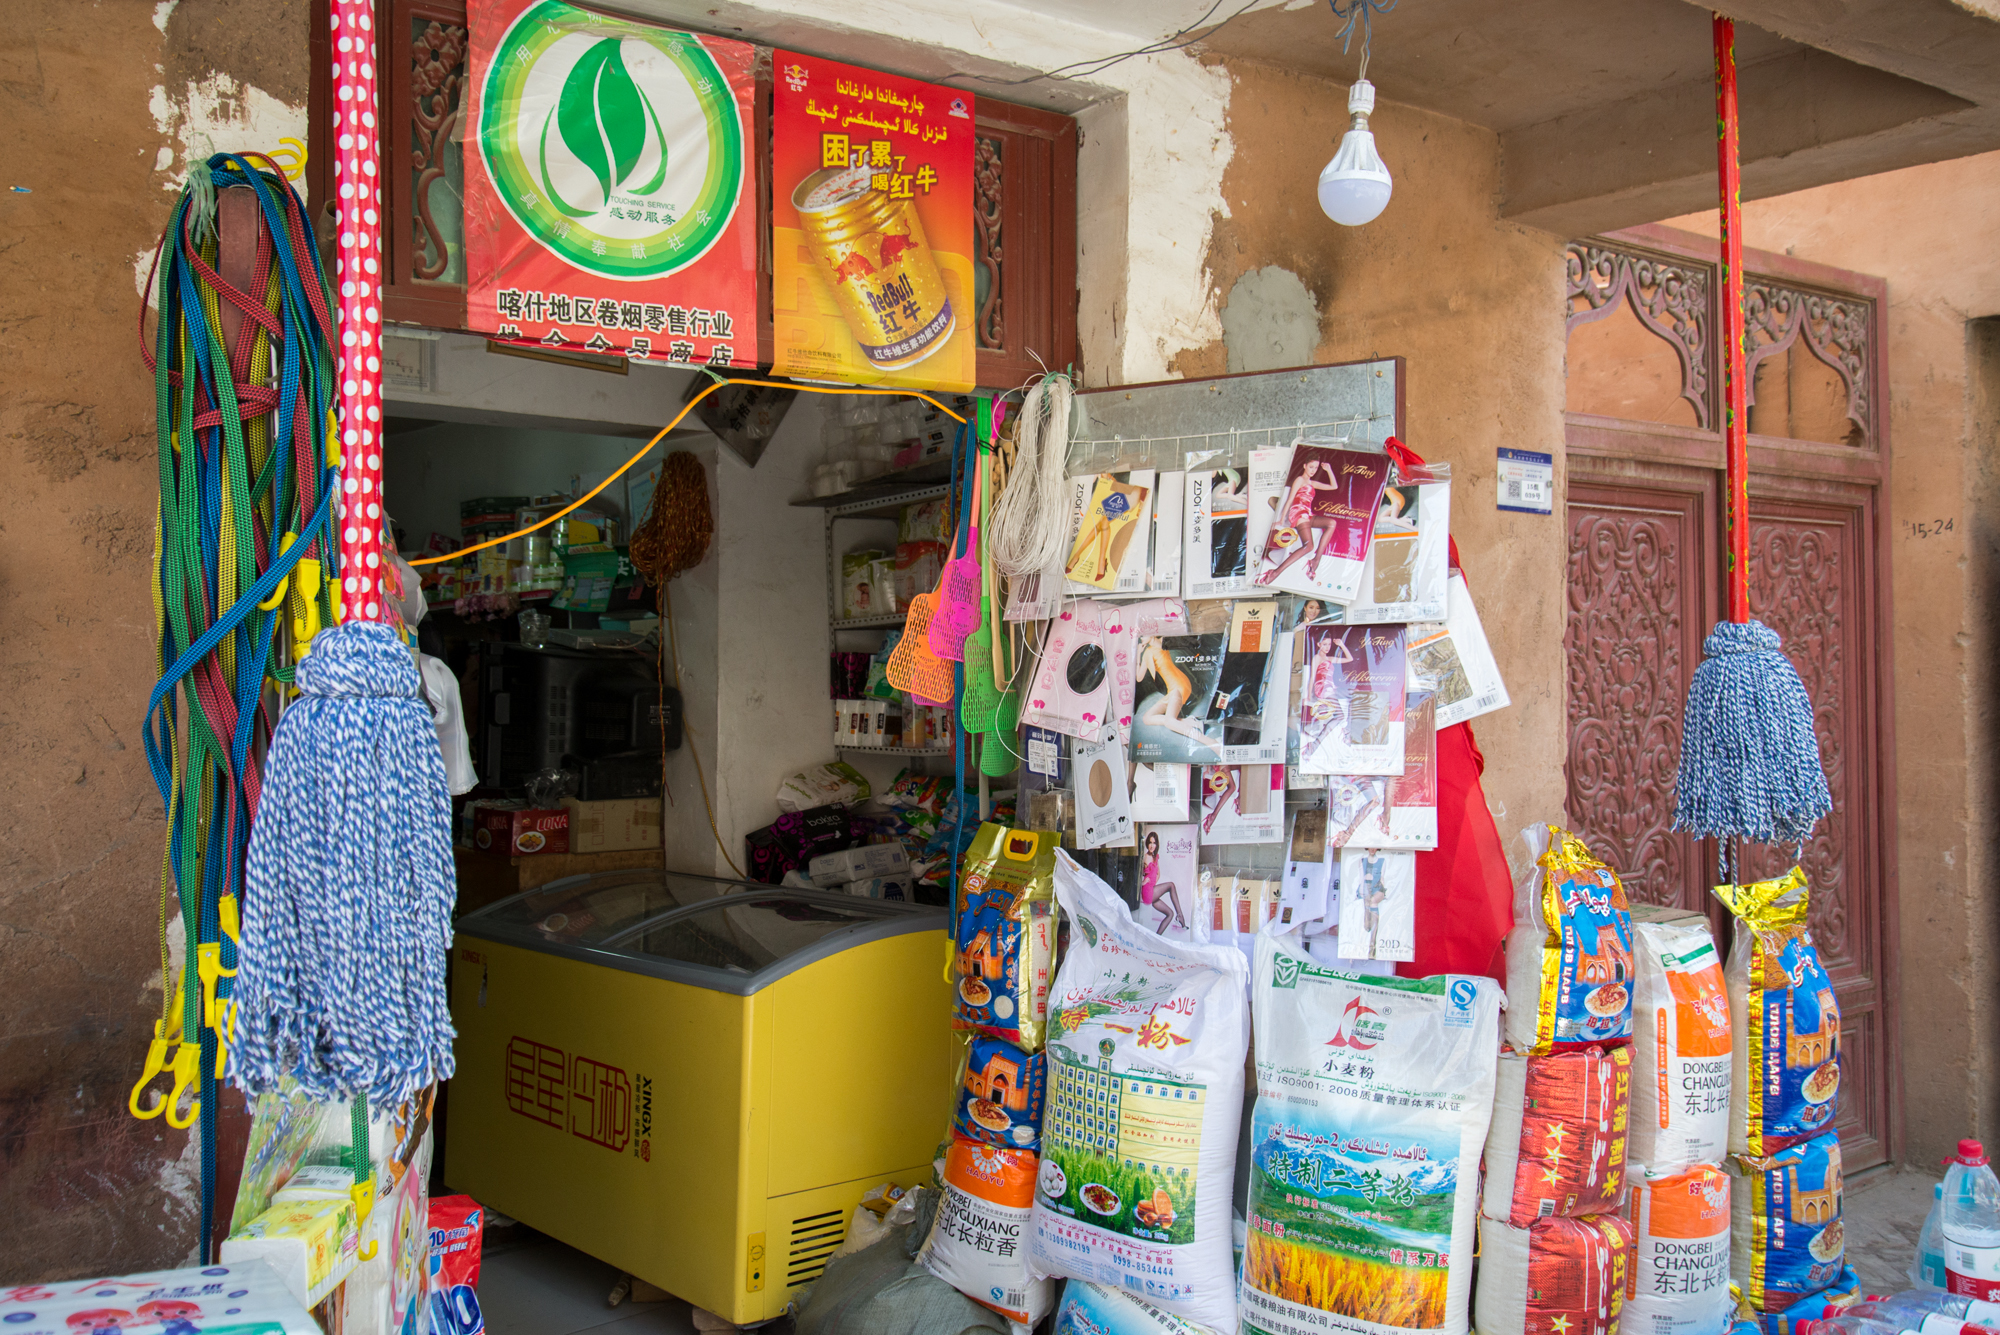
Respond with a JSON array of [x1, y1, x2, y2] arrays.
[[330, 0, 386, 623]]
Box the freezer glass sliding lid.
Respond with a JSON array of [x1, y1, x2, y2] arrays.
[[456, 872, 943, 994]]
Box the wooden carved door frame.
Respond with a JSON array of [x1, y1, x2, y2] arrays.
[[1563, 223, 1902, 1169]]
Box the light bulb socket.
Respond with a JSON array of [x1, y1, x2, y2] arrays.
[[1347, 78, 1377, 118]]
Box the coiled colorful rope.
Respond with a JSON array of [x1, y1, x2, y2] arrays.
[[138, 151, 341, 1259]]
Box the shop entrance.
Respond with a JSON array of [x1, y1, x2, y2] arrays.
[[1560, 227, 1899, 1171]]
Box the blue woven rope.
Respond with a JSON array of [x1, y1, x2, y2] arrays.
[[1672, 618, 1832, 847], [232, 621, 457, 1107]]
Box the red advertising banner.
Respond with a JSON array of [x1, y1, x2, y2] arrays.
[[771, 53, 975, 391], [465, 0, 756, 366]]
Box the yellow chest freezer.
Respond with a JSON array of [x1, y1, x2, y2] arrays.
[[445, 870, 955, 1324]]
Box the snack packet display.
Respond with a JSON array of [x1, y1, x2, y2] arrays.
[[1729, 1130, 1846, 1313], [1630, 906, 1733, 1173], [1054, 1279, 1214, 1333], [920, 1136, 1054, 1328], [1621, 1163, 1734, 1335], [1028, 852, 1250, 1333], [955, 825, 1060, 1051], [1243, 933, 1503, 1335], [1473, 1214, 1634, 1335], [955, 1034, 1047, 1152], [1714, 867, 1841, 1156], [1504, 825, 1635, 1056], [1481, 1046, 1632, 1227]]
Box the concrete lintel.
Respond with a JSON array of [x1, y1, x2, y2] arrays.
[[1501, 46, 1985, 237], [1701, 0, 2000, 106]]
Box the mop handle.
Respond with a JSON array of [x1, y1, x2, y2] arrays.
[[330, 0, 388, 623], [1715, 14, 1750, 625]]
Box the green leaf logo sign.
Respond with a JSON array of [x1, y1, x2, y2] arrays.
[[479, 1, 746, 279], [540, 38, 668, 217]]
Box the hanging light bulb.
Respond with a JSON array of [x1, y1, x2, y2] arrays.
[[1318, 79, 1392, 226]]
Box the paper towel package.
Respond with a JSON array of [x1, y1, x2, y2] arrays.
[[0, 1257, 320, 1333], [222, 1195, 361, 1308]]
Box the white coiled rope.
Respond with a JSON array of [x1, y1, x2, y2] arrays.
[[986, 372, 1076, 578]]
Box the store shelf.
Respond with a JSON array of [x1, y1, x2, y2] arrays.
[[832, 612, 909, 630], [794, 462, 953, 512], [836, 744, 952, 757]]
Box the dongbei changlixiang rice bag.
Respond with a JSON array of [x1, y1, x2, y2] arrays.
[[1028, 850, 1249, 1333], [955, 1035, 1048, 1152], [920, 1135, 1054, 1329], [1504, 825, 1634, 1056], [1473, 1214, 1633, 1335], [956, 825, 1060, 1052], [1621, 1163, 1734, 1335], [1629, 907, 1732, 1173], [1713, 868, 1840, 1157], [1481, 1046, 1631, 1227], [1729, 1129, 1845, 1313], [1242, 932, 1502, 1335]]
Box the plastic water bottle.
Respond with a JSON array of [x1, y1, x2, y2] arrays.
[[1945, 1140, 2000, 1299], [1832, 1292, 2000, 1334], [1916, 1183, 1951, 1291]]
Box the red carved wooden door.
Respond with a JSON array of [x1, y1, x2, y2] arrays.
[[1562, 228, 1898, 1170]]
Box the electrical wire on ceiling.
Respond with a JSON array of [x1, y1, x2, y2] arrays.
[[957, 0, 1266, 87], [1328, 0, 1399, 80]]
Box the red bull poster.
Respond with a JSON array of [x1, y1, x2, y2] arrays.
[[464, 0, 756, 366], [771, 52, 975, 391]]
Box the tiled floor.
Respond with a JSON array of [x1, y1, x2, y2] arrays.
[[477, 1167, 1940, 1333], [1843, 1166, 1936, 1295], [480, 1225, 702, 1335]]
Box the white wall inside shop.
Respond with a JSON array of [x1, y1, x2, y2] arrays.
[[382, 424, 653, 549]]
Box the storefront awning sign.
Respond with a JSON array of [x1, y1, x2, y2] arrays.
[[465, 0, 756, 367]]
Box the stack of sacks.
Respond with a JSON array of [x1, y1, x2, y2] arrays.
[[1622, 905, 1735, 1335], [916, 825, 1061, 1332], [1715, 870, 1857, 1334], [1478, 825, 1637, 1335]]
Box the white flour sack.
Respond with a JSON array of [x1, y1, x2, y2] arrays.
[[1629, 908, 1732, 1174], [1242, 933, 1502, 1335], [1029, 850, 1251, 1333], [1621, 1163, 1733, 1335]]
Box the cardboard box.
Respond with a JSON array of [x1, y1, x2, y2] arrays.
[[562, 797, 663, 854], [807, 843, 910, 888], [473, 805, 569, 855]]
